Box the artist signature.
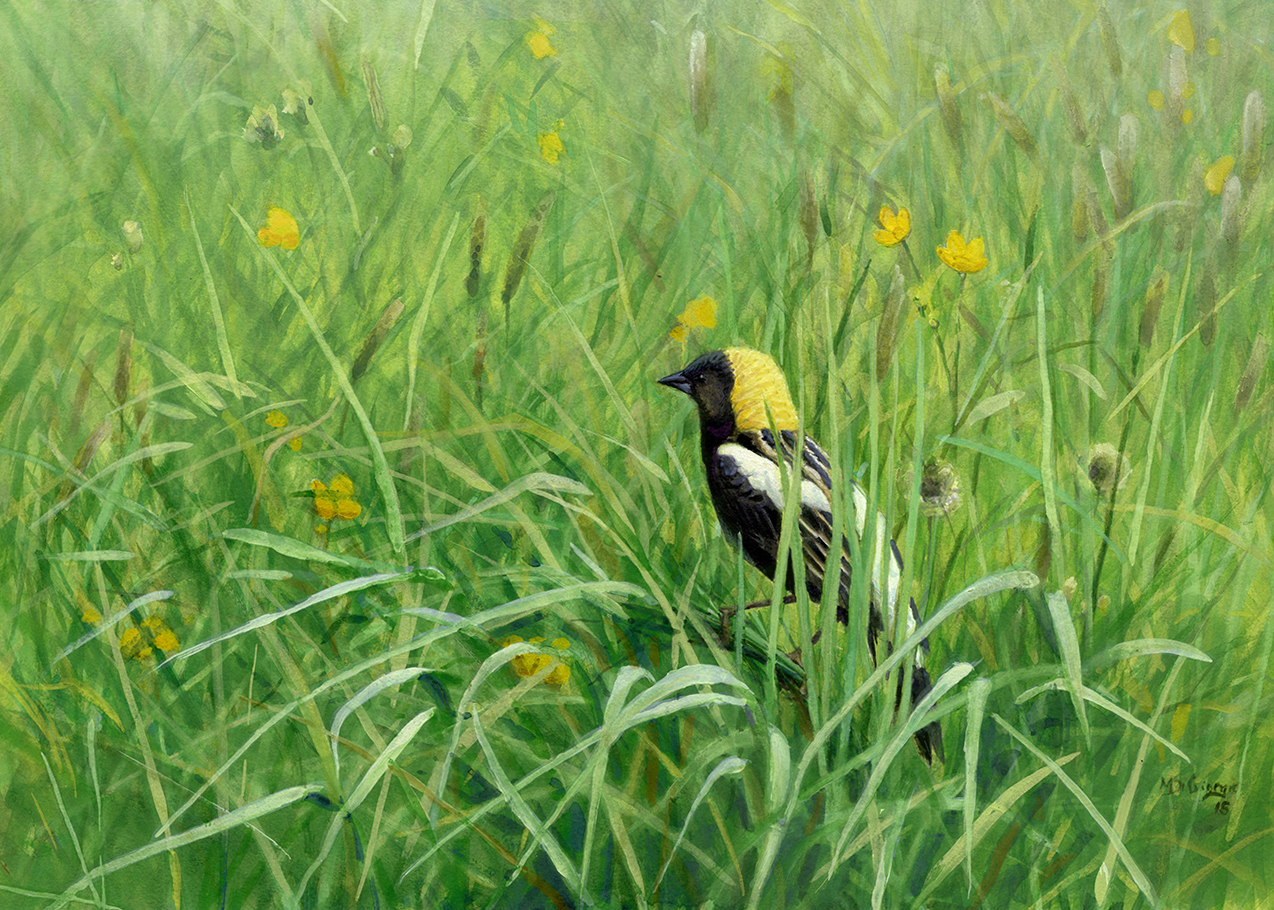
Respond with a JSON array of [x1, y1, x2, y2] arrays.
[[1159, 775, 1237, 814]]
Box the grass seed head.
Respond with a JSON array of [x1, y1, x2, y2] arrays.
[[1242, 90, 1266, 182], [689, 28, 708, 133], [1117, 114, 1138, 182], [1100, 146, 1131, 220], [362, 57, 384, 132], [113, 326, 132, 407], [934, 64, 963, 149], [1098, 5, 1122, 76], [1140, 269, 1168, 348], [1234, 334, 1269, 417], [1220, 175, 1242, 245]]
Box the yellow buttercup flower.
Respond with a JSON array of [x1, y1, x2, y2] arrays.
[[142, 615, 180, 653], [1203, 156, 1234, 195], [670, 295, 717, 343], [527, 19, 557, 59], [266, 410, 289, 428], [119, 616, 180, 661], [873, 206, 911, 247], [1167, 9, 1194, 52], [502, 635, 571, 686], [119, 627, 150, 661], [311, 473, 361, 523], [937, 230, 988, 274], [537, 128, 565, 164], [258, 207, 300, 250]]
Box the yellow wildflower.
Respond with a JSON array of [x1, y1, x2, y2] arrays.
[[1203, 156, 1234, 195], [1205, 37, 1219, 57], [81, 606, 103, 624], [503, 635, 571, 686], [937, 230, 988, 274], [289, 437, 303, 452], [266, 410, 289, 428], [670, 295, 717, 343], [873, 206, 911, 247], [1167, 9, 1194, 52], [537, 128, 565, 164], [142, 615, 180, 653], [119, 627, 151, 661], [258, 207, 300, 250], [312, 473, 361, 522], [527, 19, 557, 59], [1148, 90, 1165, 111]]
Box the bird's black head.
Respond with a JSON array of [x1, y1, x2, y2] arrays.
[[657, 349, 736, 438]]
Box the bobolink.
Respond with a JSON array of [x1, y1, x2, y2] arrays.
[[659, 347, 943, 764]]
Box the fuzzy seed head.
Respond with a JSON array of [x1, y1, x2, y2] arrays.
[[988, 92, 1038, 162], [1118, 114, 1138, 179], [1167, 47, 1187, 120], [1242, 90, 1266, 182], [1098, 5, 1122, 76], [919, 458, 962, 516], [1220, 175, 1242, 244], [1234, 334, 1269, 416], [1087, 443, 1129, 495], [689, 29, 708, 133], [1100, 146, 1130, 220], [362, 58, 385, 132], [934, 64, 963, 146], [122, 220, 143, 254], [1140, 269, 1168, 347], [1071, 165, 1091, 242], [1197, 269, 1217, 346]]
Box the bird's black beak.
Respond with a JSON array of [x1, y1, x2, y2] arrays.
[[657, 370, 692, 395]]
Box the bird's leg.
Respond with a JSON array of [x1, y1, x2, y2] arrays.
[[718, 594, 798, 645]]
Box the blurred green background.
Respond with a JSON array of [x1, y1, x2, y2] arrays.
[[2, 1, 1271, 907]]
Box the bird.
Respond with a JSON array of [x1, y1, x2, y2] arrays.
[[658, 346, 943, 764]]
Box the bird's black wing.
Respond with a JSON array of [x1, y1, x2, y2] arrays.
[[706, 443, 783, 581]]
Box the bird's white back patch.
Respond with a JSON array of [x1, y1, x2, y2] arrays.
[[718, 443, 830, 513]]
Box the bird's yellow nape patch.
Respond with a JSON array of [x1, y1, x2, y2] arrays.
[[725, 347, 798, 432]]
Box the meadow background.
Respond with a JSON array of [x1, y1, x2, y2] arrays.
[[2, 1, 1271, 907]]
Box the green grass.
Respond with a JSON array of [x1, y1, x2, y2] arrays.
[[2, 1, 1272, 907]]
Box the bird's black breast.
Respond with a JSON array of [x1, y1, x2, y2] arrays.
[[705, 443, 782, 581]]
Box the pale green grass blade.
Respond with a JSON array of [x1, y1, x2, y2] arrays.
[[330, 668, 435, 778], [1045, 589, 1090, 746], [963, 676, 992, 893]]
